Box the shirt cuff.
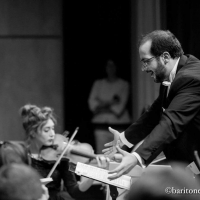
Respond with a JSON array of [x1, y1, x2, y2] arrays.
[[120, 132, 133, 148], [132, 152, 146, 169]]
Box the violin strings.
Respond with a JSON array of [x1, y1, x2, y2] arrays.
[[47, 127, 79, 178]]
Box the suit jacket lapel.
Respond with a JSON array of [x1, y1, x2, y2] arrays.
[[176, 55, 188, 74], [164, 55, 188, 107], [160, 85, 169, 109]]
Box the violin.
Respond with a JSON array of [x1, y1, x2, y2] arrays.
[[40, 133, 97, 164], [40, 128, 120, 179], [40, 127, 100, 178]]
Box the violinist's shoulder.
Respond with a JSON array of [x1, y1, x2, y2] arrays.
[[60, 157, 70, 163]]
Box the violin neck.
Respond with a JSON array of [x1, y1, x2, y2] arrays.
[[70, 148, 96, 160]]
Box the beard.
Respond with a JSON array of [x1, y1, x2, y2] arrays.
[[153, 60, 167, 83]]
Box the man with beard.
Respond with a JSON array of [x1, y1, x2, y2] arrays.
[[103, 30, 200, 180]]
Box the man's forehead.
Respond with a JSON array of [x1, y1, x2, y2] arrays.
[[139, 40, 152, 58], [140, 40, 152, 51]]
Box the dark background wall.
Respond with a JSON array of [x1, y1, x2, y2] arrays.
[[63, 1, 132, 146], [0, 0, 63, 140], [166, 0, 200, 58]]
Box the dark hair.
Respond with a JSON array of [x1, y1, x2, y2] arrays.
[[19, 104, 56, 139], [0, 141, 30, 167], [139, 30, 184, 59], [0, 163, 43, 200]]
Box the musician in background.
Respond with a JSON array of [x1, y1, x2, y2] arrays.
[[88, 59, 131, 154], [0, 141, 30, 166], [0, 141, 49, 200], [19, 104, 100, 200]]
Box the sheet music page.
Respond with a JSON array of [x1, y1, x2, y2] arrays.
[[75, 162, 132, 190]]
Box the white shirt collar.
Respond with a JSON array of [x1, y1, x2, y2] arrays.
[[162, 57, 180, 86]]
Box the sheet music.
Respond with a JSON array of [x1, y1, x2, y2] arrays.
[[75, 162, 132, 190]]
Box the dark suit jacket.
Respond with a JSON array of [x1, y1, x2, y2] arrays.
[[125, 55, 200, 166]]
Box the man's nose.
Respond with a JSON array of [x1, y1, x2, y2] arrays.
[[141, 65, 148, 71]]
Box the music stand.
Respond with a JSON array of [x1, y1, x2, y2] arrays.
[[109, 185, 119, 200]]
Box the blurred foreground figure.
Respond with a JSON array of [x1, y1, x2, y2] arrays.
[[126, 163, 200, 200], [0, 163, 47, 200], [0, 141, 30, 166]]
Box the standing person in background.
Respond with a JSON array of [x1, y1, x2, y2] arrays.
[[88, 59, 131, 154]]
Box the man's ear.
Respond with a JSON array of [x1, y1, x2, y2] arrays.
[[163, 52, 170, 59], [162, 52, 170, 64]]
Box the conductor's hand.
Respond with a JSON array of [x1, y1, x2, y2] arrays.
[[108, 146, 138, 180], [102, 127, 122, 159]]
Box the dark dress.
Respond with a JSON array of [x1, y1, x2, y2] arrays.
[[31, 157, 83, 200]]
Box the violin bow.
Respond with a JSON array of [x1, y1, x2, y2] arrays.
[[47, 127, 79, 178]]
